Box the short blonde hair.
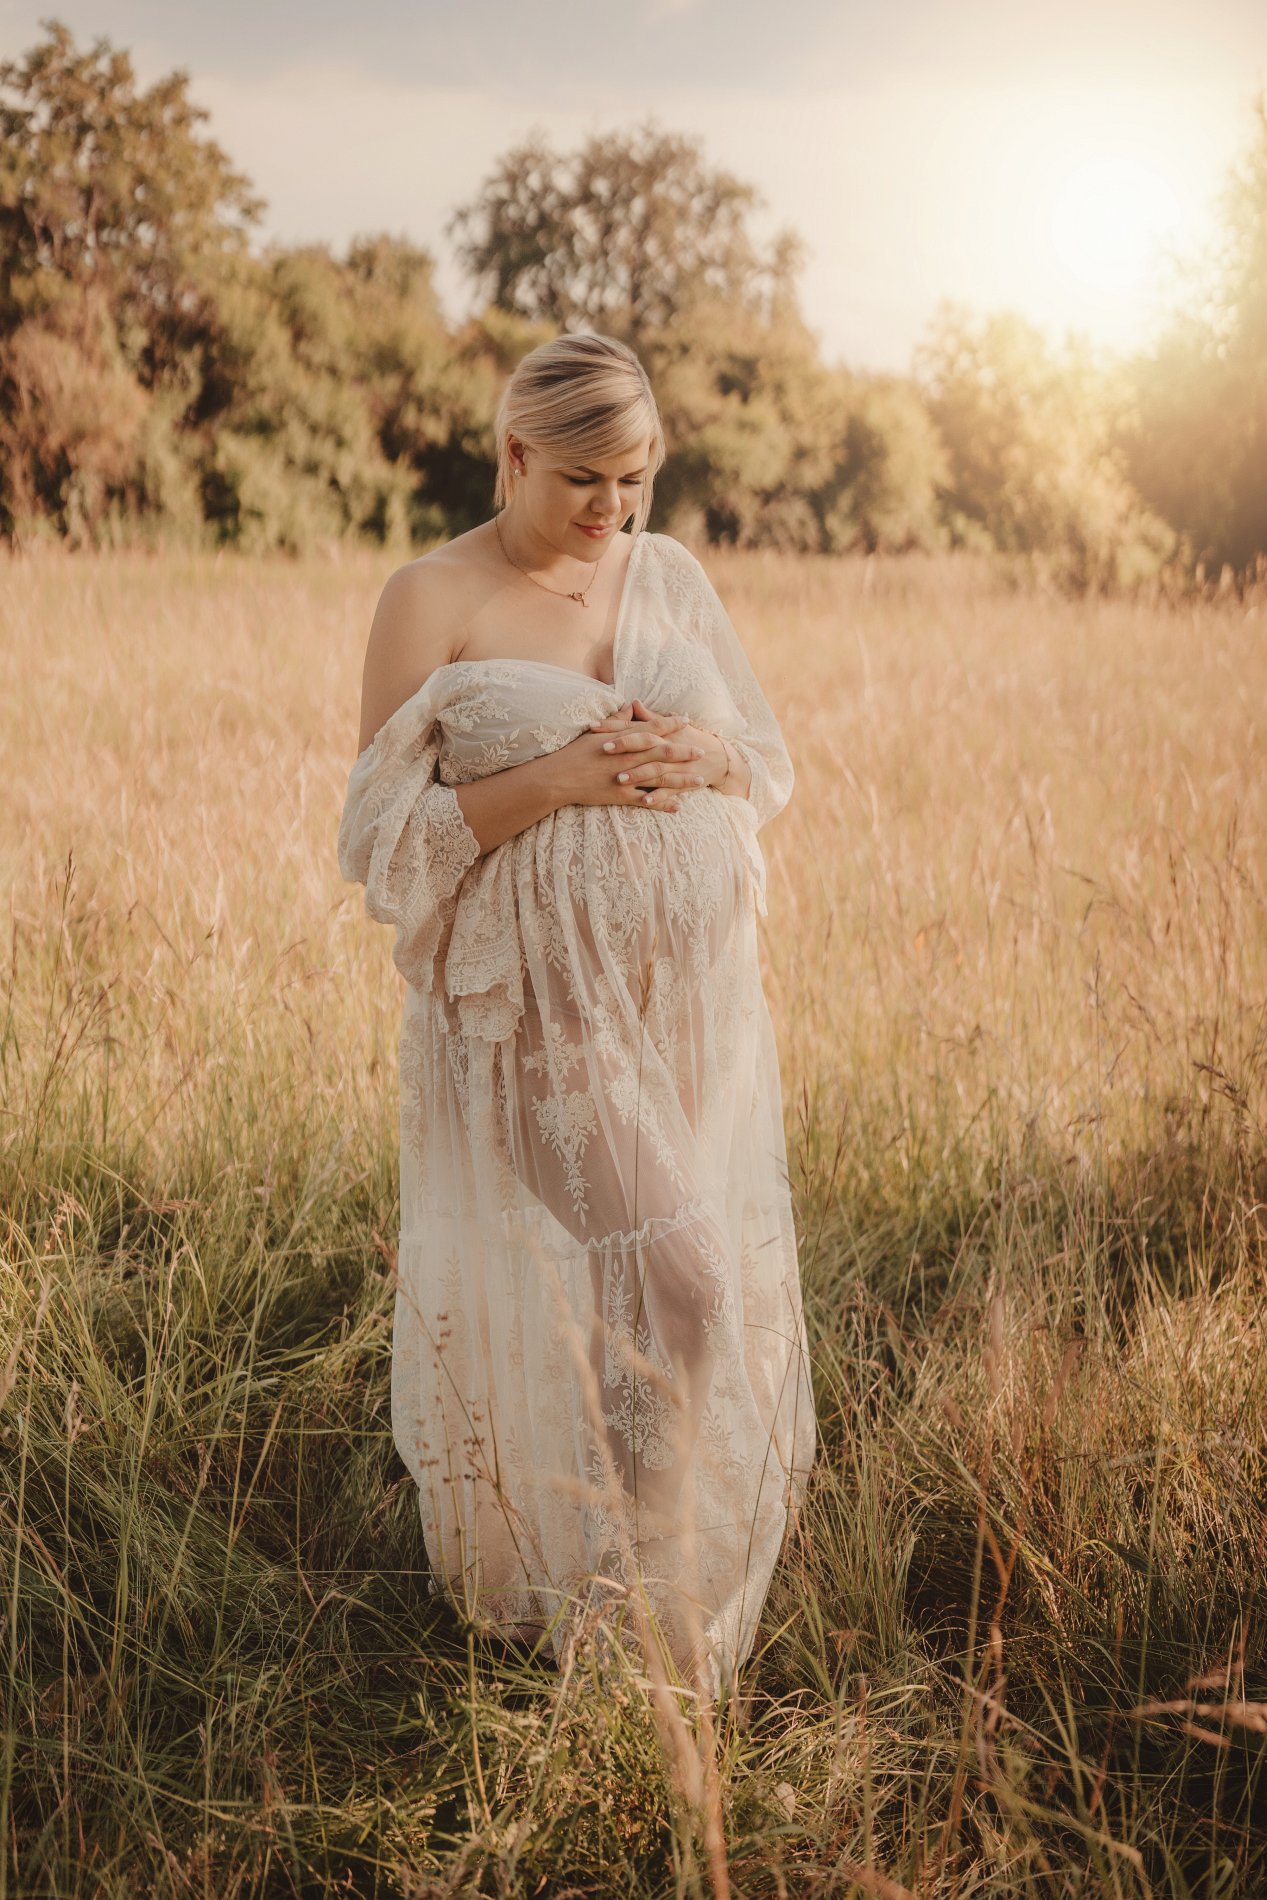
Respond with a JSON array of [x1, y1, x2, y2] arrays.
[[493, 332, 667, 535]]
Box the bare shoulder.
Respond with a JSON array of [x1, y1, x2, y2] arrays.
[[356, 534, 492, 755], [378, 531, 489, 621], [372, 529, 500, 649]]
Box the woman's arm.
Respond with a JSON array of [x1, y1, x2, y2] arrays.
[[454, 714, 712, 854], [690, 723, 752, 799], [357, 564, 708, 863], [451, 750, 575, 856]]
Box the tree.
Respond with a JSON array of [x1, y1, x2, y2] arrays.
[[815, 377, 950, 556], [0, 18, 263, 541], [447, 119, 804, 338], [1122, 91, 1267, 583], [915, 304, 1175, 593], [0, 25, 480, 552], [0, 18, 262, 350]]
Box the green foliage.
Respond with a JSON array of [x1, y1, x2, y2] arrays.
[[5, 22, 1267, 587], [0, 20, 260, 545], [448, 117, 804, 338], [914, 304, 1177, 594], [1122, 91, 1267, 586], [448, 122, 951, 556], [0, 18, 261, 331], [817, 375, 951, 555], [647, 298, 841, 548], [193, 246, 411, 553], [0, 24, 510, 553], [644, 301, 949, 554]]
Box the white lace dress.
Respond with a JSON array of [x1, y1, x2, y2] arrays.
[[338, 530, 817, 1693]]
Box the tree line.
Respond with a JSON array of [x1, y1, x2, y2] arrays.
[[2, 20, 1265, 595]]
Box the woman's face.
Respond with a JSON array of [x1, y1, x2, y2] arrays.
[[509, 432, 653, 557]]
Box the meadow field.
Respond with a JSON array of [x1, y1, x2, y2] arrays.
[[2, 542, 1266, 1896]]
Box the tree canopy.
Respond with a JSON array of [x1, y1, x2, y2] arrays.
[[1121, 90, 1267, 579], [1, 18, 1265, 592], [447, 120, 804, 339], [914, 304, 1177, 592]]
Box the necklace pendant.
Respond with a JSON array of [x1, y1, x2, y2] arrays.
[[570, 590, 587, 604]]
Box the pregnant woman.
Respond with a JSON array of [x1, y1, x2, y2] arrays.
[[338, 333, 816, 1699]]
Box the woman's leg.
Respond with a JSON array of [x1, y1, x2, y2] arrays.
[[509, 995, 728, 1552]]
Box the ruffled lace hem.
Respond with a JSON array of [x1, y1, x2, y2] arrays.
[[587, 1194, 714, 1258], [442, 844, 525, 1042], [337, 673, 484, 999]]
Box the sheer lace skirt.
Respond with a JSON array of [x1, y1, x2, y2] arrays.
[[392, 804, 817, 1694]]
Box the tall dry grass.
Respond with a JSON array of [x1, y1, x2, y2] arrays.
[[2, 541, 1266, 1896]]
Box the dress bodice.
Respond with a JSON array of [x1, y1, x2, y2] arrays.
[[431, 662, 621, 785], [429, 641, 749, 787], [338, 531, 794, 1038]]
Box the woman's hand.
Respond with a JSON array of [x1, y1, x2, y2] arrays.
[[586, 698, 729, 798], [547, 698, 709, 812]]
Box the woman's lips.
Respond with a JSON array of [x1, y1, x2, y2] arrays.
[[576, 522, 614, 537]]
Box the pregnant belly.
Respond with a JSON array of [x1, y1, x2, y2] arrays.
[[519, 795, 753, 996], [440, 793, 758, 1043]]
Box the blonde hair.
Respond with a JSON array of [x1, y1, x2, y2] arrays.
[[493, 332, 666, 535]]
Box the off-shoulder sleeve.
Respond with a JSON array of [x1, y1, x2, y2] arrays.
[[336, 673, 481, 995], [664, 539, 795, 830]]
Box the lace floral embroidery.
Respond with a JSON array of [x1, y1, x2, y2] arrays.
[[336, 532, 817, 1694]]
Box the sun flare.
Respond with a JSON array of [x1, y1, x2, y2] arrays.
[[1046, 153, 1186, 302]]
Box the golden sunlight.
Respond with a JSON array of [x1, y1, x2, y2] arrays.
[[1045, 151, 1188, 301]]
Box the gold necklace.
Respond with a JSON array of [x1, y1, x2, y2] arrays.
[[494, 512, 602, 607]]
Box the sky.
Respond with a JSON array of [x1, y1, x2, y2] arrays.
[[2, 0, 1264, 372]]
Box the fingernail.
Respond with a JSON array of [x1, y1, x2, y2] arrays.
[[692, 748, 704, 758], [642, 793, 652, 805], [617, 772, 629, 782], [690, 775, 704, 786], [602, 741, 616, 752]]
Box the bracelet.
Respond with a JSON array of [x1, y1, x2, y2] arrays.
[[698, 727, 739, 792], [707, 732, 736, 792]]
